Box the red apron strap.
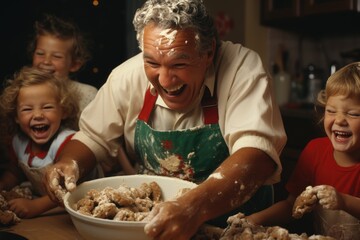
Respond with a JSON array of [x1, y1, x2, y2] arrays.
[[201, 87, 219, 124], [138, 88, 158, 122], [138, 87, 218, 124]]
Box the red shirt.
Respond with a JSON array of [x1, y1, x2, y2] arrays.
[[286, 137, 360, 197]]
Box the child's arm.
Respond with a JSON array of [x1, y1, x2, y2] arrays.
[[340, 193, 360, 219], [0, 165, 26, 191], [7, 195, 58, 219], [314, 185, 360, 219], [246, 194, 297, 227], [0, 145, 27, 190]]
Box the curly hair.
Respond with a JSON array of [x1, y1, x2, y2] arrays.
[[0, 66, 80, 135], [133, 0, 219, 54], [27, 14, 91, 66], [315, 62, 360, 122]]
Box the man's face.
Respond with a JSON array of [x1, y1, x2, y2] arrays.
[[142, 23, 214, 111]]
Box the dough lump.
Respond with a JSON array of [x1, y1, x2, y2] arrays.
[[75, 181, 163, 221], [292, 186, 318, 219], [0, 185, 32, 226], [216, 213, 335, 240]]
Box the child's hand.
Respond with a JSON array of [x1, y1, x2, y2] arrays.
[[292, 186, 318, 218], [313, 185, 341, 210], [7, 198, 39, 218]]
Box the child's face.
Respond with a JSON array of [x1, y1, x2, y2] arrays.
[[32, 35, 81, 80], [324, 95, 360, 155], [15, 82, 65, 149]]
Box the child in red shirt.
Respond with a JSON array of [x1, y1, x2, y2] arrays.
[[247, 62, 360, 239]]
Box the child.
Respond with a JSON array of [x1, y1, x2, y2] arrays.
[[246, 62, 360, 239], [27, 14, 131, 176], [0, 66, 88, 218], [28, 14, 98, 112]]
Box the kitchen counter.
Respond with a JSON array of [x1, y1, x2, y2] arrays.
[[1, 207, 84, 240]]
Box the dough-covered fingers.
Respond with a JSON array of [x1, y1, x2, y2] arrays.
[[313, 185, 338, 209], [45, 167, 67, 203], [292, 186, 318, 218], [44, 160, 80, 203], [144, 201, 198, 240]]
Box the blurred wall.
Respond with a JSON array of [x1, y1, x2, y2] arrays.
[[204, 0, 269, 71]]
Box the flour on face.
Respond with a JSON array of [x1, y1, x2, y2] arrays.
[[159, 28, 177, 46]]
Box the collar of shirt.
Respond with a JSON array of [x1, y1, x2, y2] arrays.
[[25, 142, 47, 166]]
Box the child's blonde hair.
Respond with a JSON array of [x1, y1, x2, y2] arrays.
[[315, 62, 360, 122], [0, 66, 80, 135], [317, 62, 360, 107]]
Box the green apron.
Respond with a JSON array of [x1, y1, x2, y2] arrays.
[[134, 87, 273, 227]]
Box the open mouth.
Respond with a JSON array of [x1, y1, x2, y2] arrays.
[[31, 124, 50, 133], [38, 66, 55, 74], [163, 84, 186, 96], [334, 130, 352, 140]]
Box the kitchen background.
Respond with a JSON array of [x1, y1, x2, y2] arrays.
[[1, 0, 359, 234], [2, 0, 360, 102]]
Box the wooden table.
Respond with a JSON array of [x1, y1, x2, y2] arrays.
[[1, 207, 84, 240]]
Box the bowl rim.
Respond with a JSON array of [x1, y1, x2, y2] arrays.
[[63, 174, 197, 226]]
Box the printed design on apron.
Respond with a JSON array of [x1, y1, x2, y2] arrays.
[[135, 87, 229, 183]]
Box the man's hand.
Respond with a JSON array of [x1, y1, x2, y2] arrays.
[[144, 199, 202, 240], [43, 160, 79, 203]]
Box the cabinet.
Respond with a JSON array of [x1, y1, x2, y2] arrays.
[[303, 0, 359, 15], [261, 0, 300, 21], [261, 0, 360, 33]]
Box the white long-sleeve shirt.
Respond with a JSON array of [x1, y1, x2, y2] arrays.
[[74, 41, 287, 184]]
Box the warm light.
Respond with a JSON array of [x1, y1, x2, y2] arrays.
[[92, 0, 99, 7], [92, 67, 99, 73]]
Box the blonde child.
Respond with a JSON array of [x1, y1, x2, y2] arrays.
[[0, 66, 98, 218], [28, 14, 97, 112], [247, 62, 360, 239]]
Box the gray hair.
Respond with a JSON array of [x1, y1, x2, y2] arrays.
[[133, 0, 219, 53]]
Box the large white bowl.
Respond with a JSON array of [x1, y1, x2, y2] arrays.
[[64, 174, 197, 240]]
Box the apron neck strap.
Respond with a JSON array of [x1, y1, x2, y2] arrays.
[[138, 87, 219, 124], [138, 89, 158, 122], [201, 87, 219, 124]]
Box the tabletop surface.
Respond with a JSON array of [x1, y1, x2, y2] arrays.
[[1, 207, 84, 240]]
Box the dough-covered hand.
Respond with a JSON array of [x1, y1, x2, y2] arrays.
[[43, 160, 79, 203], [144, 200, 201, 240], [292, 186, 318, 218], [313, 185, 340, 210]]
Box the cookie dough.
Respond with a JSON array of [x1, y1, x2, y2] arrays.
[[216, 213, 335, 240], [0, 185, 32, 226], [75, 181, 163, 221], [292, 186, 318, 219]]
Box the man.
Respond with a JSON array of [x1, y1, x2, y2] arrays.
[[44, 0, 286, 239]]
